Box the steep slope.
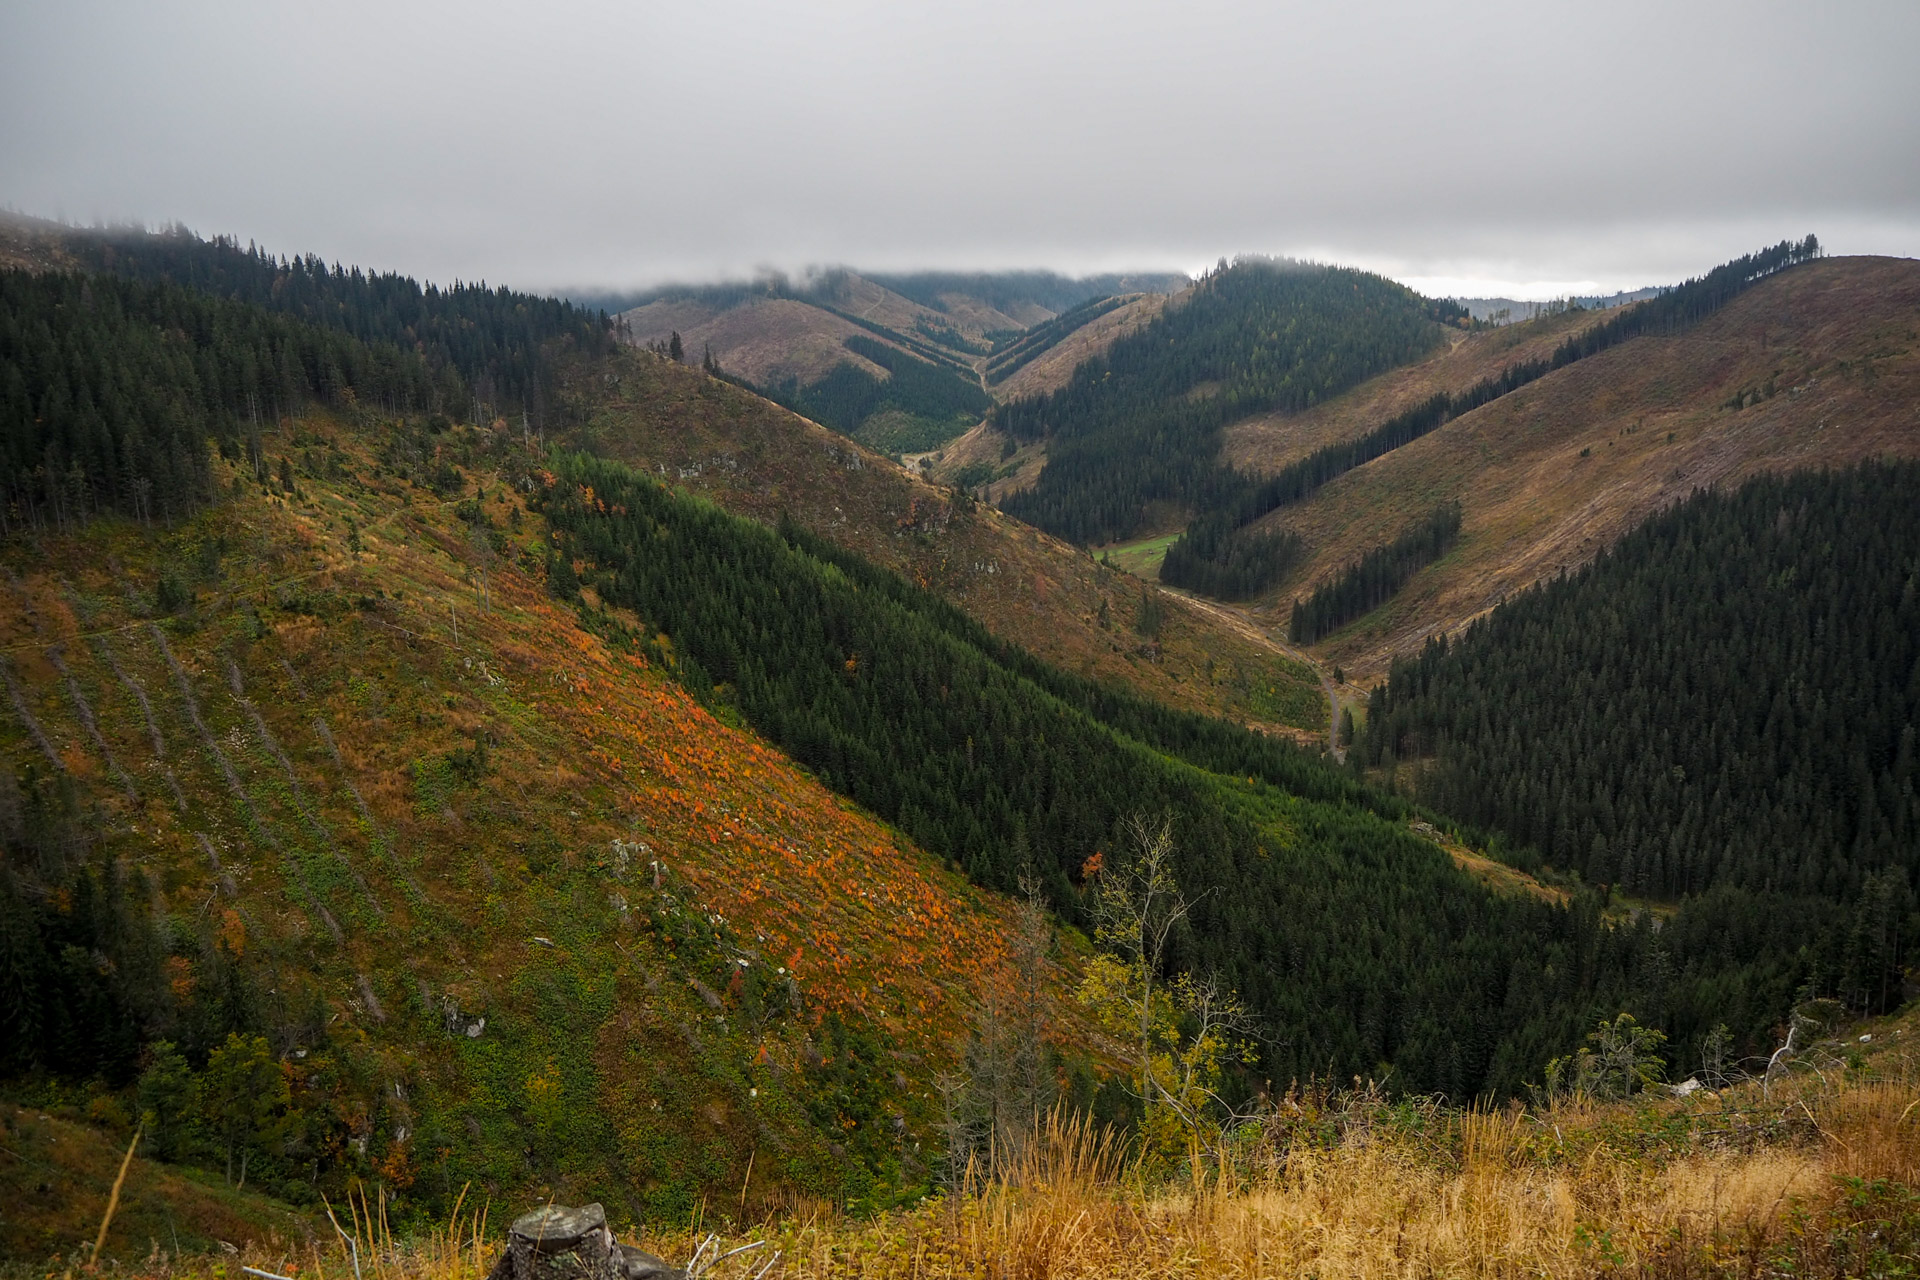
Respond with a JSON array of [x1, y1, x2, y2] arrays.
[[623, 295, 877, 388], [994, 259, 1464, 545], [1218, 305, 1614, 476], [1236, 254, 1920, 677], [924, 293, 1177, 506], [555, 348, 1331, 739], [0, 415, 1075, 1220], [621, 277, 990, 456], [987, 292, 1172, 403], [934, 292, 1578, 501]]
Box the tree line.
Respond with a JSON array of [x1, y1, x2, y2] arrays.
[[1356, 463, 1916, 1016], [1158, 237, 1822, 598], [2, 224, 619, 532], [1, 268, 453, 530], [1157, 524, 1307, 601], [984, 294, 1132, 386], [1288, 503, 1462, 643], [63, 225, 613, 423]]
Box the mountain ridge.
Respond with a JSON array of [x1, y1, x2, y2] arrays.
[[1229, 253, 1920, 677]]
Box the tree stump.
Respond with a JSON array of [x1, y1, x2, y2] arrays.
[[485, 1205, 686, 1280]]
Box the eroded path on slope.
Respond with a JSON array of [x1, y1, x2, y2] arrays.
[[1159, 584, 1347, 761]]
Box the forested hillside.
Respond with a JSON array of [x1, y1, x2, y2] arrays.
[[1358, 464, 1918, 1013], [5, 225, 1912, 1247], [0, 220, 615, 530], [1215, 251, 1920, 676], [2, 269, 453, 527], [1287, 503, 1462, 643], [540, 450, 1645, 1098], [537, 447, 1903, 1099], [983, 293, 1141, 387], [57, 224, 611, 420], [996, 258, 1458, 544], [1161, 238, 1823, 599]]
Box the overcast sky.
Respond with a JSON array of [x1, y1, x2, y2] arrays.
[[4, 0, 1917, 300]]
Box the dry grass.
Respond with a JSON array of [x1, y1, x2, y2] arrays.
[[102, 1042, 1917, 1280], [625, 1069, 1920, 1280], [619, 272, 1027, 393], [1221, 307, 1613, 477], [0, 1103, 311, 1265], [622, 296, 893, 388]]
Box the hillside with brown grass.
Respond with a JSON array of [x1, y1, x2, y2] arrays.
[[990, 292, 1173, 402], [555, 349, 1330, 739], [1219, 304, 1614, 475], [0, 412, 1093, 1228], [918, 421, 1046, 504], [1217, 255, 1920, 678], [621, 295, 890, 388], [618, 271, 1005, 395]]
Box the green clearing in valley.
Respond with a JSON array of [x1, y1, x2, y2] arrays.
[[1101, 531, 1184, 578]]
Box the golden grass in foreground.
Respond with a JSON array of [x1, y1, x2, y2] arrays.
[[74, 1051, 1917, 1280], [715, 1080, 1919, 1279]]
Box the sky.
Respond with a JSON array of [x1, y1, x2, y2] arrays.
[[3, 0, 1917, 301]]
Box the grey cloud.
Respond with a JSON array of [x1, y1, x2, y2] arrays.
[[3, 0, 1915, 296]]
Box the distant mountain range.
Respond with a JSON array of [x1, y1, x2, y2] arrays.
[[1452, 286, 1664, 324], [592, 268, 1186, 456]]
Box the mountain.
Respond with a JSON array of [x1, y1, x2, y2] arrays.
[[0, 265, 1670, 1226], [1216, 251, 1920, 677], [611, 269, 1183, 457], [1355, 463, 1919, 1016], [1156, 239, 1826, 602], [0, 404, 1098, 1220], [987, 258, 1467, 546]]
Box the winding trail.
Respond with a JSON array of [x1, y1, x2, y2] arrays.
[[1158, 584, 1346, 761]]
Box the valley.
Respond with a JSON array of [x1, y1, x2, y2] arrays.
[[1, 218, 1915, 1277], [549, 345, 1331, 739], [9, 0, 1919, 1270], [613, 270, 1181, 460]]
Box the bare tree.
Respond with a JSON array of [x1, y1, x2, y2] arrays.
[[1080, 813, 1256, 1165], [1090, 813, 1190, 1078], [942, 872, 1056, 1185]]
